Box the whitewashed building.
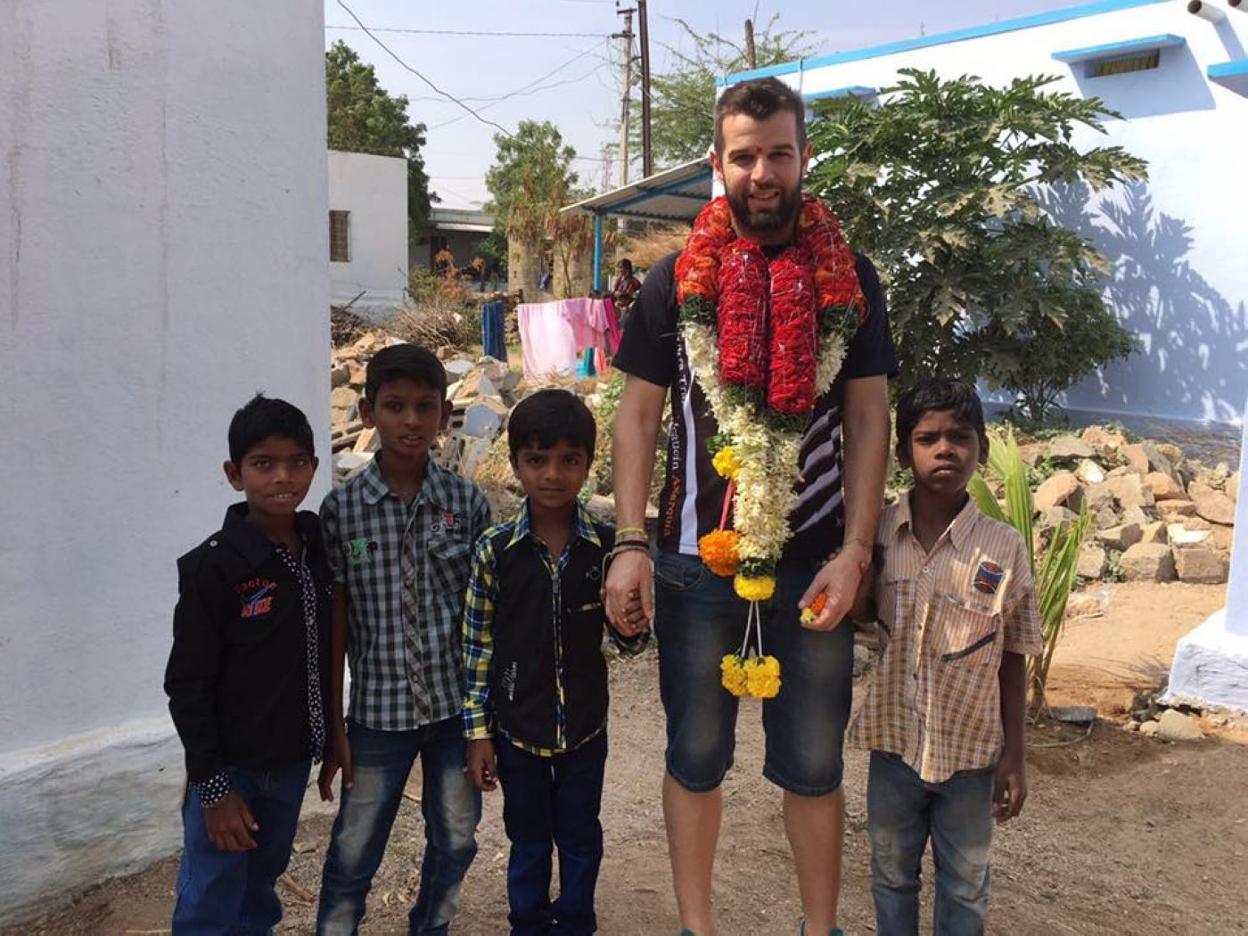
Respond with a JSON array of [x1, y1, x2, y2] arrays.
[[329, 149, 409, 315], [725, 0, 1248, 426], [0, 1, 328, 922]]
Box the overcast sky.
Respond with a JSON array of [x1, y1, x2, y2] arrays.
[[324, 0, 1088, 210]]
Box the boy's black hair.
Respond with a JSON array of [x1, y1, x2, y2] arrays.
[[619, 258, 634, 274], [365, 343, 448, 404], [714, 77, 807, 155], [507, 389, 597, 464], [895, 378, 988, 459], [228, 394, 315, 463]]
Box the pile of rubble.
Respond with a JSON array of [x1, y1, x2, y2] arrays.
[[329, 330, 520, 485], [1028, 426, 1238, 585]]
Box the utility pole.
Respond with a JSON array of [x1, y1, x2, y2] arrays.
[[638, 0, 652, 177], [744, 18, 757, 70], [615, 6, 634, 188]]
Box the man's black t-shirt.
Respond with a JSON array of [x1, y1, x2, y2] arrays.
[[613, 249, 898, 560]]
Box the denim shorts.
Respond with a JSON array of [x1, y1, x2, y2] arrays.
[[653, 551, 854, 796]]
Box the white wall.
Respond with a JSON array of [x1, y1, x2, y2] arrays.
[[745, 0, 1248, 425], [329, 149, 408, 314], [0, 0, 328, 921]]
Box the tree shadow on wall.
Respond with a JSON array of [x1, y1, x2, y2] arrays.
[[1036, 179, 1247, 424]]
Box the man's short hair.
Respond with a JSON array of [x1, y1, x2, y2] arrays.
[[895, 378, 988, 460], [228, 394, 315, 463], [507, 389, 597, 464], [365, 343, 448, 404], [714, 77, 807, 155]]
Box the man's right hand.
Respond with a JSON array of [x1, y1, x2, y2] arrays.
[[466, 739, 498, 792], [318, 727, 353, 802], [604, 549, 653, 635], [204, 790, 259, 852]]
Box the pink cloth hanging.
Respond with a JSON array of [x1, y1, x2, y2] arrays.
[[602, 297, 621, 355], [517, 301, 581, 380]]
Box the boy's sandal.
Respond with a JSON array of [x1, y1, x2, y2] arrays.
[[798, 920, 845, 936]]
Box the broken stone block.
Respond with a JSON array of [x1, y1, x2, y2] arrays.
[[1106, 474, 1154, 511], [1141, 441, 1181, 485], [1078, 545, 1107, 580], [1094, 504, 1121, 529], [458, 435, 495, 478], [347, 361, 366, 387], [1228, 471, 1239, 503], [1158, 499, 1198, 518], [1122, 505, 1151, 527], [1082, 484, 1115, 512], [1121, 443, 1150, 476], [1172, 545, 1228, 584], [1189, 482, 1236, 525], [1038, 505, 1078, 530], [1018, 442, 1047, 468], [333, 450, 374, 483], [443, 358, 477, 381], [1145, 471, 1185, 501], [1096, 523, 1142, 551], [1155, 709, 1204, 742], [1047, 436, 1094, 462], [331, 365, 350, 388], [1140, 521, 1168, 545], [1119, 542, 1175, 582], [1167, 524, 1211, 546], [1075, 460, 1107, 485], [1211, 526, 1234, 552], [451, 369, 500, 403], [1081, 426, 1128, 456], [1035, 471, 1083, 512], [461, 398, 509, 439], [331, 386, 358, 412]]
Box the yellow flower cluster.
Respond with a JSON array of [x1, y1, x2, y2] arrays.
[[712, 445, 740, 480], [733, 574, 776, 602], [720, 653, 782, 699]]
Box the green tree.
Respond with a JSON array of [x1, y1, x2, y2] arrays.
[[635, 16, 817, 169], [806, 69, 1145, 421], [326, 41, 436, 241]]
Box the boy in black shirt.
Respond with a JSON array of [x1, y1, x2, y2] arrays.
[[462, 389, 648, 935], [165, 394, 331, 933]]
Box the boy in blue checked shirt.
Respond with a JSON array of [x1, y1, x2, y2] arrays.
[[462, 389, 649, 936], [165, 395, 331, 933], [315, 344, 492, 936]]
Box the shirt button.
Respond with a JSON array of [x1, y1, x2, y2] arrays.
[[921, 566, 930, 576]]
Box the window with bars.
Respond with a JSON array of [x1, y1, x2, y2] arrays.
[[1089, 50, 1160, 78], [329, 210, 350, 262]]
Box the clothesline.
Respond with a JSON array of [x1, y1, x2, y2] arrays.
[[514, 297, 620, 382]]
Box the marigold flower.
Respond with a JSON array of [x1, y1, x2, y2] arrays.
[[800, 592, 828, 625], [721, 654, 748, 697], [711, 446, 740, 481], [744, 655, 782, 698], [734, 574, 776, 602], [698, 529, 740, 577]]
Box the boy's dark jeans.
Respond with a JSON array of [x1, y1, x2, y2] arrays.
[[495, 730, 608, 935], [173, 760, 311, 935]]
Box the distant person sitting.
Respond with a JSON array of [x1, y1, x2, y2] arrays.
[[610, 258, 641, 327]]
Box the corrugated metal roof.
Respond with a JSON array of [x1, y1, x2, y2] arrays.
[[560, 157, 712, 223]]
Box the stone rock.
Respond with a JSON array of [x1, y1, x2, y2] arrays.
[[1066, 592, 1106, 618], [1121, 505, 1151, 527], [1018, 442, 1047, 467], [1139, 720, 1160, 737], [1077, 545, 1107, 580], [1155, 709, 1203, 742], [331, 386, 358, 411], [1189, 483, 1236, 525], [1038, 506, 1078, 531], [1094, 504, 1121, 530], [347, 361, 367, 387], [1121, 443, 1151, 476], [1167, 523, 1211, 546], [1082, 484, 1116, 513], [585, 494, 616, 523], [1140, 521, 1168, 545], [1145, 472, 1186, 501], [443, 358, 476, 381], [1095, 523, 1141, 551], [1141, 441, 1182, 485], [853, 643, 873, 678], [331, 365, 350, 388], [451, 369, 500, 403], [1172, 545, 1229, 584], [1081, 426, 1128, 456], [1158, 499, 1198, 518], [1211, 526, 1234, 552], [1106, 474, 1154, 511], [1228, 471, 1239, 503], [1119, 543, 1176, 582], [1075, 460, 1107, 485], [461, 398, 509, 440], [1156, 442, 1185, 464], [1047, 436, 1095, 462], [1035, 472, 1083, 512]]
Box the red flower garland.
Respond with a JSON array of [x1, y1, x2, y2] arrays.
[[674, 195, 865, 416]]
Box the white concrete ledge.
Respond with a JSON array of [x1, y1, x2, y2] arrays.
[[1162, 608, 1248, 713]]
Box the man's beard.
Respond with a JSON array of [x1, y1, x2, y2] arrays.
[[726, 182, 803, 237]]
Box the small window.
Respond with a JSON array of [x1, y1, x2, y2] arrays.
[[329, 210, 350, 262], [1089, 51, 1159, 78]]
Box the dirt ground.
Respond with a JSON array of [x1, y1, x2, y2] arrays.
[[7, 582, 1247, 936]]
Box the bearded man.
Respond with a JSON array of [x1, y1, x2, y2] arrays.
[[604, 78, 897, 936]]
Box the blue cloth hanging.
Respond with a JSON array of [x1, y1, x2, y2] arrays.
[[481, 300, 506, 362]]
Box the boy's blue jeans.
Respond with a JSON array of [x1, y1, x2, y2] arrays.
[[173, 760, 311, 935], [495, 731, 608, 936], [867, 751, 995, 936], [316, 716, 481, 935]]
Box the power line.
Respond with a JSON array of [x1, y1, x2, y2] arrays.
[[333, 0, 513, 137], [327, 25, 610, 39]]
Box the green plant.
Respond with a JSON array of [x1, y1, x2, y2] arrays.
[[1103, 549, 1125, 584], [806, 69, 1147, 421], [969, 428, 1093, 715]]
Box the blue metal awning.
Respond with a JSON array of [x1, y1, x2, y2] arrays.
[[1209, 59, 1248, 95], [804, 85, 878, 101], [1051, 33, 1185, 64]]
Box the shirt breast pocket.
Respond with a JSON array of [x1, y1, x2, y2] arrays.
[[878, 577, 915, 642], [932, 592, 999, 665], [429, 537, 472, 586]]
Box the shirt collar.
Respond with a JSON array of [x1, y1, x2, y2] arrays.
[[220, 502, 320, 569], [359, 454, 457, 510], [891, 491, 980, 552], [505, 498, 602, 551]]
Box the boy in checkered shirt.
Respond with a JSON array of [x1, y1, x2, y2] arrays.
[[315, 345, 492, 935], [849, 379, 1042, 935]]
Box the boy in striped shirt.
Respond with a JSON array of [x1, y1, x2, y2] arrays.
[[850, 379, 1042, 936]]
